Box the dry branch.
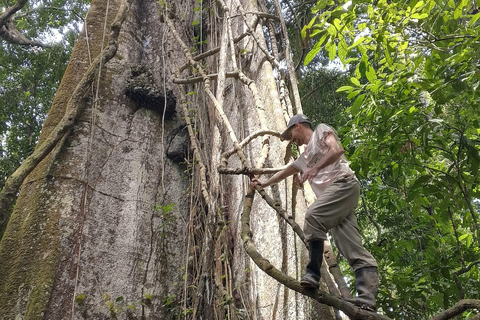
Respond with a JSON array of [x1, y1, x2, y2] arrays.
[[173, 72, 238, 84], [272, 0, 302, 112], [361, 196, 382, 246], [238, 5, 280, 69], [177, 90, 213, 206], [219, 130, 280, 169], [177, 29, 254, 73], [323, 241, 352, 299]]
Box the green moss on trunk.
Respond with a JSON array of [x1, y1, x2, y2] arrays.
[[0, 0, 122, 318]]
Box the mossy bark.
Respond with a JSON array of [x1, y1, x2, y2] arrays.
[[0, 1, 124, 319]]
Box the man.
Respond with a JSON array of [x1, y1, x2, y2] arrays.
[[251, 114, 379, 312]]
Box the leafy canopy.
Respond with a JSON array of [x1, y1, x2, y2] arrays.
[[303, 0, 480, 318], [0, 0, 90, 189]]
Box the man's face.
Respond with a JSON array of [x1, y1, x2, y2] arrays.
[[289, 123, 305, 146]]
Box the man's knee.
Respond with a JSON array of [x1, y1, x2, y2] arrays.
[[305, 212, 328, 235]]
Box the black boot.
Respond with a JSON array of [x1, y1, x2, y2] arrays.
[[345, 267, 379, 311], [300, 240, 324, 288]]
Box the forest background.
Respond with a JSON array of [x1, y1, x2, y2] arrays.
[[0, 0, 479, 319]]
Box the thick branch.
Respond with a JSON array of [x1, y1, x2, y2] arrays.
[[218, 166, 286, 175], [0, 0, 49, 47], [0, 23, 49, 47], [0, 0, 28, 26], [255, 186, 306, 243], [431, 299, 480, 320]]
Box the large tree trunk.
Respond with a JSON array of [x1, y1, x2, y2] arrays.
[[0, 0, 336, 319]]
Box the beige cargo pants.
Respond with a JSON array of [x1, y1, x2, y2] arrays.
[[304, 176, 377, 271]]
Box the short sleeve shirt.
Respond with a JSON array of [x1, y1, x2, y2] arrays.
[[291, 124, 355, 197]]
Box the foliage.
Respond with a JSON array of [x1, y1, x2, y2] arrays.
[[303, 0, 480, 318], [154, 203, 177, 238], [0, 0, 90, 189], [299, 68, 351, 128], [0, 44, 71, 188]]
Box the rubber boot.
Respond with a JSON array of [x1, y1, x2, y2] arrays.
[[300, 240, 324, 288], [345, 266, 379, 311]]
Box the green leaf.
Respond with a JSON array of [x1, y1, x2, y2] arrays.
[[454, 0, 467, 19], [384, 43, 393, 65], [338, 37, 348, 63], [327, 24, 337, 36], [358, 55, 368, 79], [301, 16, 317, 38], [144, 294, 153, 300], [411, 175, 432, 190], [411, 13, 428, 19], [470, 11, 480, 27], [366, 63, 377, 82], [313, 0, 330, 12], [347, 90, 360, 99], [350, 77, 361, 86], [412, 0, 425, 12], [192, 20, 200, 26], [348, 36, 365, 50], [333, 18, 342, 31], [351, 94, 365, 116], [326, 40, 337, 61], [336, 85, 354, 92], [304, 35, 326, 65], [458, 234, 469, 241]]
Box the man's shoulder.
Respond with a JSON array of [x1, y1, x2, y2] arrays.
[[314, 123, 336, 135]]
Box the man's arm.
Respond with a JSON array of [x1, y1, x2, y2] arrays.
[[299, 133, 345, 183], [251, 164, 300, 188]]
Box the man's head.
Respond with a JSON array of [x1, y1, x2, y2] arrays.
[[281, 114, 313, 145]]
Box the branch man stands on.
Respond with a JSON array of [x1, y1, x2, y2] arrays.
[[251, 114, 379, 312]]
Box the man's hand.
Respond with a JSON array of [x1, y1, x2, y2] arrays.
[[299, 167, 319, 183], [250, 176, 266, 188]]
